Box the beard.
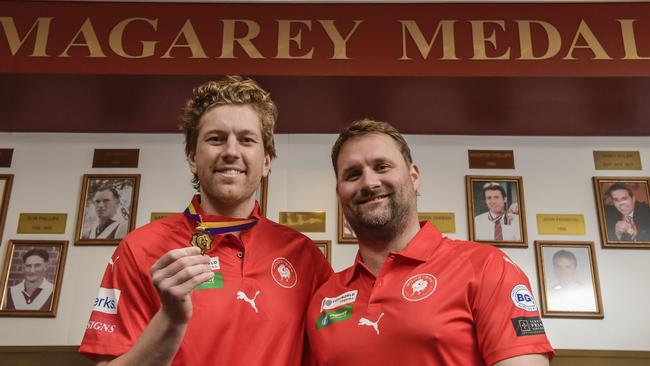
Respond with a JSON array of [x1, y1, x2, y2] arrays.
[[343, 187, 414, 239]]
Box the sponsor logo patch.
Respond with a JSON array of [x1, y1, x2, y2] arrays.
[[86, 319, 117, 334], [208, 257, 220, 271], [93, 287, 120, 314], [511, 316, 546, 336], [195, 272, 224, 290], [271, 257, 297, 288], [316, 305, 353, 329], [321, 290, 358, 312], [402, 273, 437, 302], [510, 284, 538, 312]]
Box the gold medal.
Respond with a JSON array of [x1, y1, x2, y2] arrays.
[[190, 226, 212, 254]]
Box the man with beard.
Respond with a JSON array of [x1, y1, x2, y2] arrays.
[[80, 76, 332, 366], [306, 119, 553, 365]]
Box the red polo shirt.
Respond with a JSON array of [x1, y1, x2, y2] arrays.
[[80, 203, 333, 366], [306, 222, 554, 366]]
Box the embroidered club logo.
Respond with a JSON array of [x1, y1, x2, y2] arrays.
[[402, 273, 437, 302], [271, 257, 297, 288], [510, 284, 538, 312]]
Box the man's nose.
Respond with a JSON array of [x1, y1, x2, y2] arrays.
[[222, 136, 241, 159], [359, 170, 381, 190]]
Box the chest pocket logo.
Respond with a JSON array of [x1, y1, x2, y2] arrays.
[[402, 273, 437, 302], [271, 257, 298, 288]]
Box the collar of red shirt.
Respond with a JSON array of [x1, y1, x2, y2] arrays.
[[343, 221, 443, 285], [189, 194, 264, 222]]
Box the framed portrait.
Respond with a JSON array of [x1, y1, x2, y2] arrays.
[[314, 240, 331, 263], [535, 241, 604, 318], [338, 203, 357, 244], [0, 240, 68, 317], [75, 174, 140, 245], [256, 176, 268, 217], [593, 177, 650, 248], [466, 175, 527, 247], [0, 174, 13, 246]]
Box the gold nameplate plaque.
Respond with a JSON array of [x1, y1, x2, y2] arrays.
[[468, 150, 515, 169], [17, 213, 68, 234], [536, 214, 585, 235], [418, 212, 456, 233], [593, 151, 642, 170], [279, 211, 326, 232], [150, 212, 177, 222]]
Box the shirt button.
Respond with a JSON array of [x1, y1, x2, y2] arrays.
[[236, 251, 244, 259]]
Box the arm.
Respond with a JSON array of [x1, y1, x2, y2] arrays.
[[96, 247, 213, 366], [494, 354, 549, 366]]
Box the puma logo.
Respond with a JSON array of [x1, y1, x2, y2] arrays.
[[109, 256, 120, 270], [236, 290, 260, 313], [358, 312, 384, 335]]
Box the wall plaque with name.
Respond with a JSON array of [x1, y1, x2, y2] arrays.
[[468, 150, 515, 169], [150, 212, 177, 222], [418, 212, 456, 233], [593, 151, 642, 170], [536, 214, 585, 235], [0, 149, 13, 168], [279, 211, 326, 232], [17, 213, 68, 234], [93, 149, 140, 168]]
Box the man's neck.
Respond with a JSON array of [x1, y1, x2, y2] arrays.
[[199, 194, 255, 219], [24, 278, 44, 295], [357, 216, 421, 276]]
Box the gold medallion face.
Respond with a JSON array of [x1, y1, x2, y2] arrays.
[[191, 227, 212, 254]]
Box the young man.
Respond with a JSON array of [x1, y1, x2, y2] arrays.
[[605, 183, 650, 242], [80, 76, 332, 366], [83, 186, 127, 240], [474, 182, 521, 242], [3, 249, 53, 310], [306, 119, 553, 365]]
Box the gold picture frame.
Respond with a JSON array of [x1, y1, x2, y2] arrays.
[[466, 175, 527, 247], [338, 203, 357, 244], [593, 177, 650, 248], [534, 241, 604, 318], [75, 174, 140, 245], [0, 240, 68, 317], [314, 240, 331, 263], [0, 174, 13, 246]]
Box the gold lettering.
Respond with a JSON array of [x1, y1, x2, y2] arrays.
[[219, 19, 263, 59], [161, 20, 207, 59], [59, 18, 106, 57], [398, 20, 458, 60], [109, 18, 158, 58], [275, 20, 313, 59], [0, 17, 52, 56], [318, 20, 363, 59], [470, 20, 510, 60], [563, 20, 612, 60], [618, 19, 650, 60], [515, 20, 561, 60]]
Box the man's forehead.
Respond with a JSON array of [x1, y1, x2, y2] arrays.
[[198, 104, 263, 135], [25, 255, 45, 263], [611, 188, 632, 197], [339, 134, 403, 163]]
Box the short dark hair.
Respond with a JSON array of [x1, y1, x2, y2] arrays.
[[23, 248, 49, 264], [607, 183, 634, 199], [331, 119, 413, 177], [94, 185, 120, 201], [482, 182, 506, 200], [552, 250, 577, 267]]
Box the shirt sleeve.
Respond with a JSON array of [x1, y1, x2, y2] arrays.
[[79, 237, 159, 360], [470, 247, 555, 366]]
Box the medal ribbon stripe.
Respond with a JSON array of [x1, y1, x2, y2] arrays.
[[184, 195, 258, 235]]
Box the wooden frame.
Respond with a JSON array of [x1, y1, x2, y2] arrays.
[[593, 177, 650, 248], [534, 241, 604, 318], [337, 202, 357, 244], [314, 240, 331, 263], [257, 176, 269, 217], [466, 175, 527, 247], [74, 174, 140, 245], [0, 175, 13, 247], [0, 240, 68, 317]]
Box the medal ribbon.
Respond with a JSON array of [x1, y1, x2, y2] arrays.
[[184, 195, 258, 235]]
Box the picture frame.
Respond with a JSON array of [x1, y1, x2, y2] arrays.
[[593, 177, 650, 248], [0, 174, 13, 246], [338, 202, 357, 244], [534, 241, 604, 318], [0, 240, 68, 317], [75, 174, 140, 245], [257, 176, 268, 217], [314, 240, 331, 263], [466, 175, 527, 247]]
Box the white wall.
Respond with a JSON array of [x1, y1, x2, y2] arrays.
[[0, 132, 648, 351]]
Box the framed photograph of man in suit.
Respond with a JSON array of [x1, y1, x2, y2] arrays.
[[593, 177, 650, 248], [466, 176, 527, 247]]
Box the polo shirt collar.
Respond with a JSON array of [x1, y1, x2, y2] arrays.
[[189, 194, 263, 221], [343, 221, 443, 285]]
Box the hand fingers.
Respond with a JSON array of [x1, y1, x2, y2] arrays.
[[151, 255, 210, 288], [151, 247, 204, 274], [156, 263, 214, 299]]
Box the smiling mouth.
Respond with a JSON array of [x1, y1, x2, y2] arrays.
[[216, 169, 245, 177], [357, 194, 389, 205]]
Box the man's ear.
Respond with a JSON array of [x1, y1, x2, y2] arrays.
[[262, 154, 271, 178], [187, 151, 197, 175], [410, 163, 421, 192]]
